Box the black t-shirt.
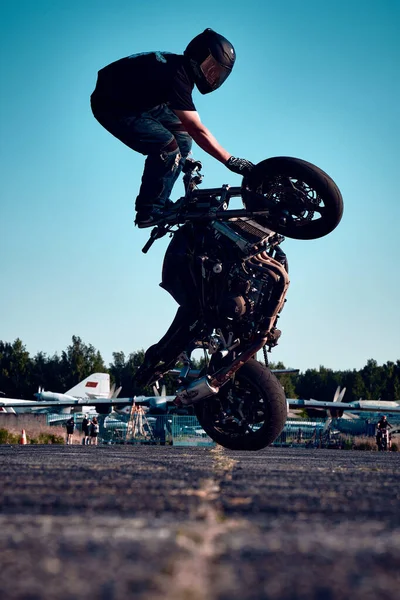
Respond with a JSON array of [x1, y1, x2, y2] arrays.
[[92, 52, 196, 113]]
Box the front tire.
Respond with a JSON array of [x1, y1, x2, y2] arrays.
[[195, 359, 287, 451], [243, 156, 344, 240]]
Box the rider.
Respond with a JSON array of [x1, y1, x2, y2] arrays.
[[90, 28, 254, 228], [377, 415, 393, 430], [376, 415, 393, 448]]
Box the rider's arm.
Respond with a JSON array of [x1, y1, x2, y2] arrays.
[[173, 110, 231, 164]]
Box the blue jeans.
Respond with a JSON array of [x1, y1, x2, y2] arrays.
[[91, 102, 193, 210]]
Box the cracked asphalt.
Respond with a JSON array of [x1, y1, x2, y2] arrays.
[[0, 445, 399, 600]]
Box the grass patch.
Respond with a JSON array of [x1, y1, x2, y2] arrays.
[[0, 423, 68, 445], [0, 428, 20, 444], [339, 434, 398, 451], [29, 432, 64, 444]]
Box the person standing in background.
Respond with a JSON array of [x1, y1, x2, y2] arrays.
[[65, 417, 75, 445], [82, 414, 91, 445], [90, 417, 100, 446]]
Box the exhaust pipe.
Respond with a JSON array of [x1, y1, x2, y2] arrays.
[[174, 376, 219, 406]]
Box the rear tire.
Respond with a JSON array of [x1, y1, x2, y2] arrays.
[[243, 156, 343, 240], [195, 359, 287, 451]]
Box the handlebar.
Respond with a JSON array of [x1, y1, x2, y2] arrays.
[[141, 225, 168, 254]]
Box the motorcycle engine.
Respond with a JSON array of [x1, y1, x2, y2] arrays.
[[161, 217, 287, 340], [209, 219, 283, 332], [219, 293, 247, 319]]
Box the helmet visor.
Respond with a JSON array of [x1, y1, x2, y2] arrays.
[[200, 54, 231, 91]]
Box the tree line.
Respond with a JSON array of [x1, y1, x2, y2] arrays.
[[1, 336, 399, 402]]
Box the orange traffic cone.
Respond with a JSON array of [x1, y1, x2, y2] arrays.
[[19, 429, 27, 445]]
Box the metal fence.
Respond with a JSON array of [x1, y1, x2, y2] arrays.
[[107, 415, 215, 447], [170, 415, 215, 447], [274, 419, 326, 445], [46, 413, 215, 446], [100, 416, 326, 447], [45, 413, 337, 447]]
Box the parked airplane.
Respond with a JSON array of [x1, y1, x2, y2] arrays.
[[289, 390, 400, 417], [0, 373, 120, 414], [34, 373, 115, 402], [4, 384, 400, 418], [287, 386, 347, 418], [0, 367, 298, 415], [3, 366, 399, 426]]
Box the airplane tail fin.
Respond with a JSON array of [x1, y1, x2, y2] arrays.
[[332, 386, 346, 404], [153, 383, 167, 398], [108, 384, 122, 399], [66, 373, 110, 399], [328, 386, 347, 418]]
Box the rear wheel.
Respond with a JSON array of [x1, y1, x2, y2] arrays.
[[195, 359, 287, 451], [243, 156, 343, 240]]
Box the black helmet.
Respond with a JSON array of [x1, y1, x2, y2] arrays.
[[184, 28, 236, 95]]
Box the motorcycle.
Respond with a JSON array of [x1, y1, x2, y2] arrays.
[[377, 428, 391, 451], [136, 156, 344, 450]]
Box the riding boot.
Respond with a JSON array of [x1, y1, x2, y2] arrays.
[[135, 306, 200, 386]]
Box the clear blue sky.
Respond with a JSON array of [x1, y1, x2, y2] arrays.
[[1, 0, 399, 373]]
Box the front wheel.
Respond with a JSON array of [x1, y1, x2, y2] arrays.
[[194, 359, 287, 451], [242, 156, 344, 240]]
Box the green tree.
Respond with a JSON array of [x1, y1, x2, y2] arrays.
[[30, 351, 64, 397], [380, 360, 400, 400], [1, 335, 399, 406], [393, 361, 400, 400], [108, 351, 126, 391], [109, 349, 146, 397], [0, 339, 32, 398], [339, 370, 366, 402], [268, 361, 298, 398], [360, 358, 381, 399]]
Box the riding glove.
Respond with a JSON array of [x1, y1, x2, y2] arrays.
[[225, 156, 255, 177]]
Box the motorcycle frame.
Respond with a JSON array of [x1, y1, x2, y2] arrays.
[[142, 162, 290, 405], [159, 185, 278, 226]]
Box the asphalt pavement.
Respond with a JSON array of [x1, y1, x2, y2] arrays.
[[0, 444, 399, 600]]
